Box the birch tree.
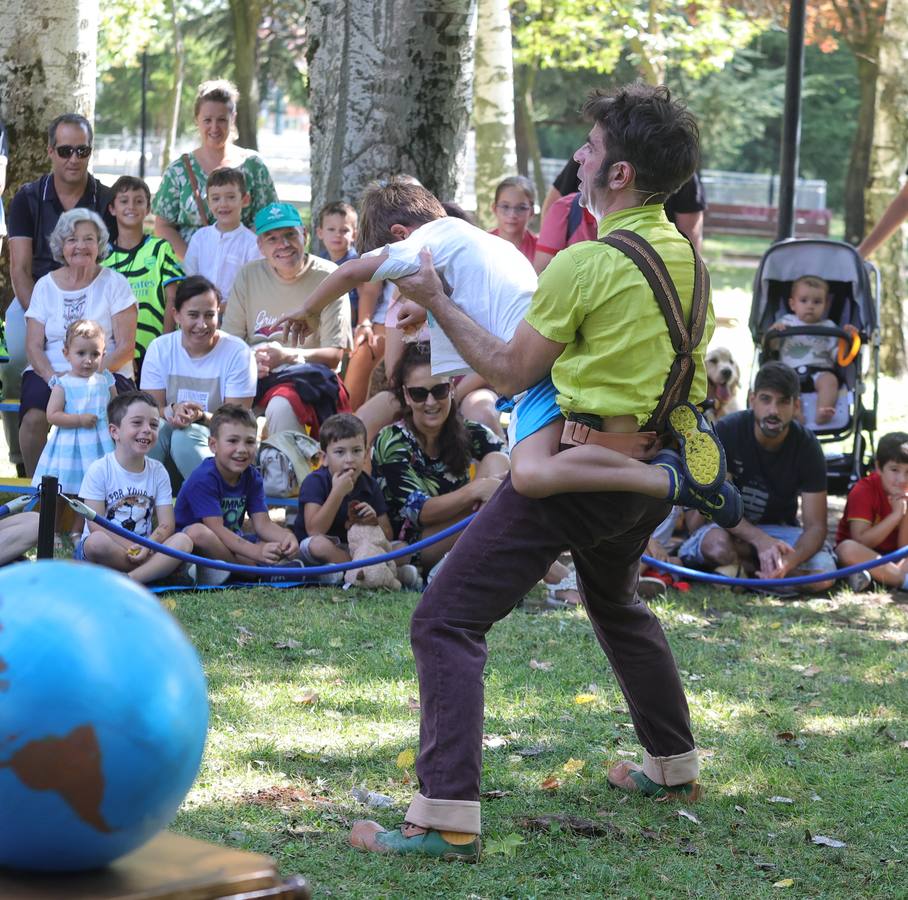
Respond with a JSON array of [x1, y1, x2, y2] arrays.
[[473, 0, 517, 228], [864, 0, 908, 376], [0, 0, 99, 303], [306, 0, 478, 219]]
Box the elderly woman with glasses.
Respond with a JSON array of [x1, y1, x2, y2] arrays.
[[20, 208, 137, 475], [370, 342, 509, 574]]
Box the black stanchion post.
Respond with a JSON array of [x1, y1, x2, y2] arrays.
[[36, 476, 58, 560]]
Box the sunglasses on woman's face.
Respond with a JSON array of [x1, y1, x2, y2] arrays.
[[54, 145, 93, 159], [404, 383, 452, 403]]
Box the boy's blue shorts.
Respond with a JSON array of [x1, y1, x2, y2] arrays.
[[499, 375, 563, 447]]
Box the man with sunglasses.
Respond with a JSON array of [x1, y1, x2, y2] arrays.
[[4, 114, 114, 468]]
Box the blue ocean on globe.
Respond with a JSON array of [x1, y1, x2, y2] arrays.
[[0, 560, 209, 872]]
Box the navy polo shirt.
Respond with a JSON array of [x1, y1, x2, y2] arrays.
[[7, 173, 115, 282]]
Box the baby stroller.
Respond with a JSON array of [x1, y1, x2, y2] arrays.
[[748, 238, 881, 494]]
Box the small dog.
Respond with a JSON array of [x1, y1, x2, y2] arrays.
[[704, 346, 741, 420]]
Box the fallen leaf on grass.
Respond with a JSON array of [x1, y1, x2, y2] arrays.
[[900, 741, 908, 750], [480, 789, 511, 800], [273, 638, 303, 650], [520, 814, 619, 837], [350, 787, 393, 808], [235, 625, 255, 646], [406, 696, 420, 711], [483, 735, 508, 750], [229, 608, 244, 618], [530, 658, 553, 670], [540, 775, 563, 791], [734, 805, 747, 814], [562, 757, 586, 775], [754, 861, 776, 870], [483, 833, 524, 856], [574, 693, 598, 704], [396, 748, 416, 769], [772, 879, 794, 888], [242, 786, 326, 809], [776, 731, 797, 742], [292, 690, 319, 705], [161, 597, 177, 611], [678, 840, 698, 855], [809, 832, 846, 848], [767, 796, 794, 804], [802, 664, 821, 677], [328, 637, 342, 648], [516, 744, 547, 757], [677, 809, 700, 825]]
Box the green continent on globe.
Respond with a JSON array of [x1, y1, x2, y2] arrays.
[[0, 724, 113, 832]]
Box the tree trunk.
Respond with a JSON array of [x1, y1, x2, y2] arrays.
[[307, 0, 478, 220], [0, 0, 98, 307], [513, 64, 545, 202], [229, 0, 261, 151], [472, 0, 516, 228], [865, 0, 908, 376], [843, 49, 878, 246], [161, 0, 185, 171]]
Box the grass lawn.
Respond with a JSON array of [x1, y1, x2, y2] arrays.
[[168, 580, 908, 898]]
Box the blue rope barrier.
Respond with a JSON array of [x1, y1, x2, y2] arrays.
[[0, 495, 38, 519], [640, 542, 908, 588], [64, 496, 475, 577]]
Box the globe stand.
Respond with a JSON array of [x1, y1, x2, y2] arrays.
[[0, 831, 311, 899]]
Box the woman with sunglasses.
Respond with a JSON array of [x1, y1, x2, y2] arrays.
[[371, 342, 509, 574], [152, 80, 277, 260]]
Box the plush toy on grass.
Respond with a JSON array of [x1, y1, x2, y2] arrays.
[[344, 523, 401, 590]]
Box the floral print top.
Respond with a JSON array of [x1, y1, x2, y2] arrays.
[[371, 419, 504, 542], [152, 150, 278, 243]]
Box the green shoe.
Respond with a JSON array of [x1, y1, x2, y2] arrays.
[[668, 401, 726, 493], [350, 819, 481, 862], [607, 761, 701, 801]]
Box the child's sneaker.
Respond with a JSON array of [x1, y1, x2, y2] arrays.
[[397, 564, 423, 591], [846, 570, 871, 593], [188, 563, 232, 586], [654, 449, 742, 529], [667, 401, 726, 493]]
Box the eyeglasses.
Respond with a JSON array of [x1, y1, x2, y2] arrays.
[[54, 145, 93, 159], [495, 203, 532, 215], [404, 383, 452, 403]]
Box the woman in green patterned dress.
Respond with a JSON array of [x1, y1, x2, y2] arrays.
[[371, 343, 510, 573], [152, 79, 278, 260]]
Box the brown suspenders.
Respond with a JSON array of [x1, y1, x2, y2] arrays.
[[598, 229, 711, 435]]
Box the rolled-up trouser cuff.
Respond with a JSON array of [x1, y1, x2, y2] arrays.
[[405, 793, 481, 834], [643, 748, 700, 786]]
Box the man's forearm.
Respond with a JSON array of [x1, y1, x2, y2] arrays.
[[425, 294, 517, 395]]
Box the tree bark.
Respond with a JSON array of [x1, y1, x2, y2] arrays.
[[513, 64, 545, 202], [865, 0, 908, 376], [843, 48, 878, 246], [472, 0, 516, 228], [229, 0, 261, 151], [0, 0, 99, 306], [161, 0, 185, 171], [307, 0, 478, 220]]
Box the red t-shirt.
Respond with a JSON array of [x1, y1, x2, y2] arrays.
[[536, 192, 597, 257], [489, 227, 538, 263], [835, 471, 898, 551]]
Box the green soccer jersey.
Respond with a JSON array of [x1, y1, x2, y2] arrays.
[[103, 236, 184, 366]]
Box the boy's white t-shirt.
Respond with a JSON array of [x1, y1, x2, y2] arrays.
[[183, 224, 263, 300], [79, 453, 173, 539], [25, 267, 138, 377], [363, 217, 537, 375], [140, 330, 258, 412]]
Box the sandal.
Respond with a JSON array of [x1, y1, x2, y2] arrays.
[[349, 820, 480, 862], [606, 761, 701, 801]]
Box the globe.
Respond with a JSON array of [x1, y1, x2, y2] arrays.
[[0, 561, 208, 872]]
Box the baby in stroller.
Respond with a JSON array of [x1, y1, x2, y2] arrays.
[[769, 275, 839, 425]]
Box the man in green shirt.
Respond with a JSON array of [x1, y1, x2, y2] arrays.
[[350, 85, 715, 861]]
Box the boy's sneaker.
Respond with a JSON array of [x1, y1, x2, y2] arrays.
[[667, 401, 726, 493], [654, 449, 743, 529], [846, 570, 871, 593], [266, 560, 306, 583], [188, 563, 232, 586]]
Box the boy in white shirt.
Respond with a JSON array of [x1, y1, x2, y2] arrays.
[[77, 391, 194, 583], [183, 167, 262, 301]]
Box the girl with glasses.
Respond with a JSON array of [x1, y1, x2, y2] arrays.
[[489, 175, 537, 263]]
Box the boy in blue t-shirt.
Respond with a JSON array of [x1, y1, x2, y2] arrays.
[[295, 413, 391, 565], [175, 404, 298, 582]]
